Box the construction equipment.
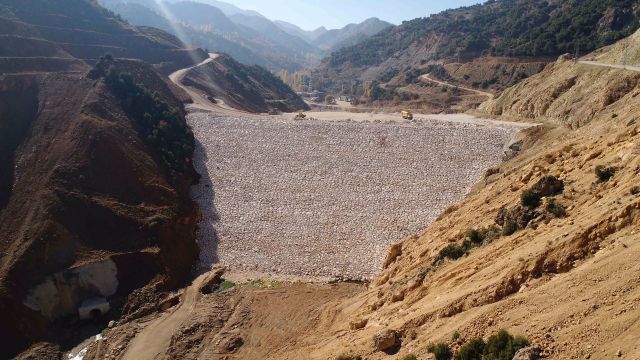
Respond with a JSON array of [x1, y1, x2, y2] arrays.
[[402, 110, 413, 120], [294, 112, 307, 120]]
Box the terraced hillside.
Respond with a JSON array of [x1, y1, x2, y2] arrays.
[[0, 0, 206, 75]]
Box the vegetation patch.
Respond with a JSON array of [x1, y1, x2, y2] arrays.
[[219, 280, 236, 290], [89, 55, 195, 178], [520, 189, 542, 208], [545, 198, 567, 218], [428, 343, 452, 360]]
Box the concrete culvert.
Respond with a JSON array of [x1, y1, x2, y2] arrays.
[[78, 297, 110, 320]]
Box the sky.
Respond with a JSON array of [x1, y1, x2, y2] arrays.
[[223, 0, 483, 30]]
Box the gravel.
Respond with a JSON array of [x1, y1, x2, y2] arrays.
[[189, 112, 517, 280]]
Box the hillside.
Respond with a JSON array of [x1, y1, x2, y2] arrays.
[[99, 0, 321, 71], [0, 0, 205, 75], [312, 0, 640, 111], [81, 28, 640, 360], [0, 0, 208, 357], [181, 53, 309, 113]]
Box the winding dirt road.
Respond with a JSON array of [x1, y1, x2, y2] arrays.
[[420, 73, 494, 98], [168, 53, 237, 112]]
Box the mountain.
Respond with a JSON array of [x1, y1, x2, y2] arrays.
[[228, 13, 320, 62], [312, 0, 640, 111], [0, 0, 209, 357], [312, 17, 392, 52], [99, 0, 319, 71], [174, 0, 265, 18], [181, 53, 310, 112], [274, 20, 328, 42]]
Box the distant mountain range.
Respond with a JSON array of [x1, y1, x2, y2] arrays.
[[98, 0, 392, 71], [311, 0, 640, 109]]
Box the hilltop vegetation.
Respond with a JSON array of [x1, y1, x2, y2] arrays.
[[329, 0, 640, 67]]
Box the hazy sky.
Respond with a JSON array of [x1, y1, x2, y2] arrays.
[[223, 0, 483, 30]]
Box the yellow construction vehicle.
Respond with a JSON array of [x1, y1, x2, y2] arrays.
[[402, 110, 413, 120], [294, 112, 307, 120]]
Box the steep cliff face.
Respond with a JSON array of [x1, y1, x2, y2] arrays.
[[0, 61, 199, 358]]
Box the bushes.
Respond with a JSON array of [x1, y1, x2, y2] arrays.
[[520, 189, 541, 208], [444, 330, 528, 360], [428, 343, 452, 360], [595, 165, 616, 182], [501, 219, 517, 236], [90, 55, 195, 177], [437, 243, 468, 262], [403, 355, 418, 360], [545, 198, 566, 218], [483, 330, 529, 360], [466, 225, 500, 245], [455, 337, 485, 360]]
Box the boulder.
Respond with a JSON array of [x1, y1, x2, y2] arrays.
[[496, 205, 538, 229], [531, 175, 564, 197], [349, 318, 368, 330], [372, 329, 398, 351], [512, 346, 541, 360]]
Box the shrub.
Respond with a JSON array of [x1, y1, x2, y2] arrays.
[[520, 189, 541, 208], [483, 330, 529, 360], [502, 219, 517, 236], [455, 337, 486, 360], [545, 198, 566, 218], [631, 186, 640, 195], [437, 243, 467, 262], [595, 165, 616, 182], [220, 280, 236, 290], [467, 226, 501, 245], [428, 343, 452, 360], [452, 331, 461, 341], [480, 225, 501, 242], [403, 355, 418, 360], [466, 229, 483, 244]]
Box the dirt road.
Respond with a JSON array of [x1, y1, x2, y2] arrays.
[[121, 272, 212, 360], [168, 53, 237, 112], [420, 73, 494, 98], [578, 60, 640, 73]]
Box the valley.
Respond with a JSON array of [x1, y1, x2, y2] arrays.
[[2, 1, 640, 360]]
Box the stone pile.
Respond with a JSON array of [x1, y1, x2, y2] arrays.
[[189, 112, 516, 280]]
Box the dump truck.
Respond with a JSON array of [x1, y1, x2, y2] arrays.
[[402, 111, 413, 120]]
